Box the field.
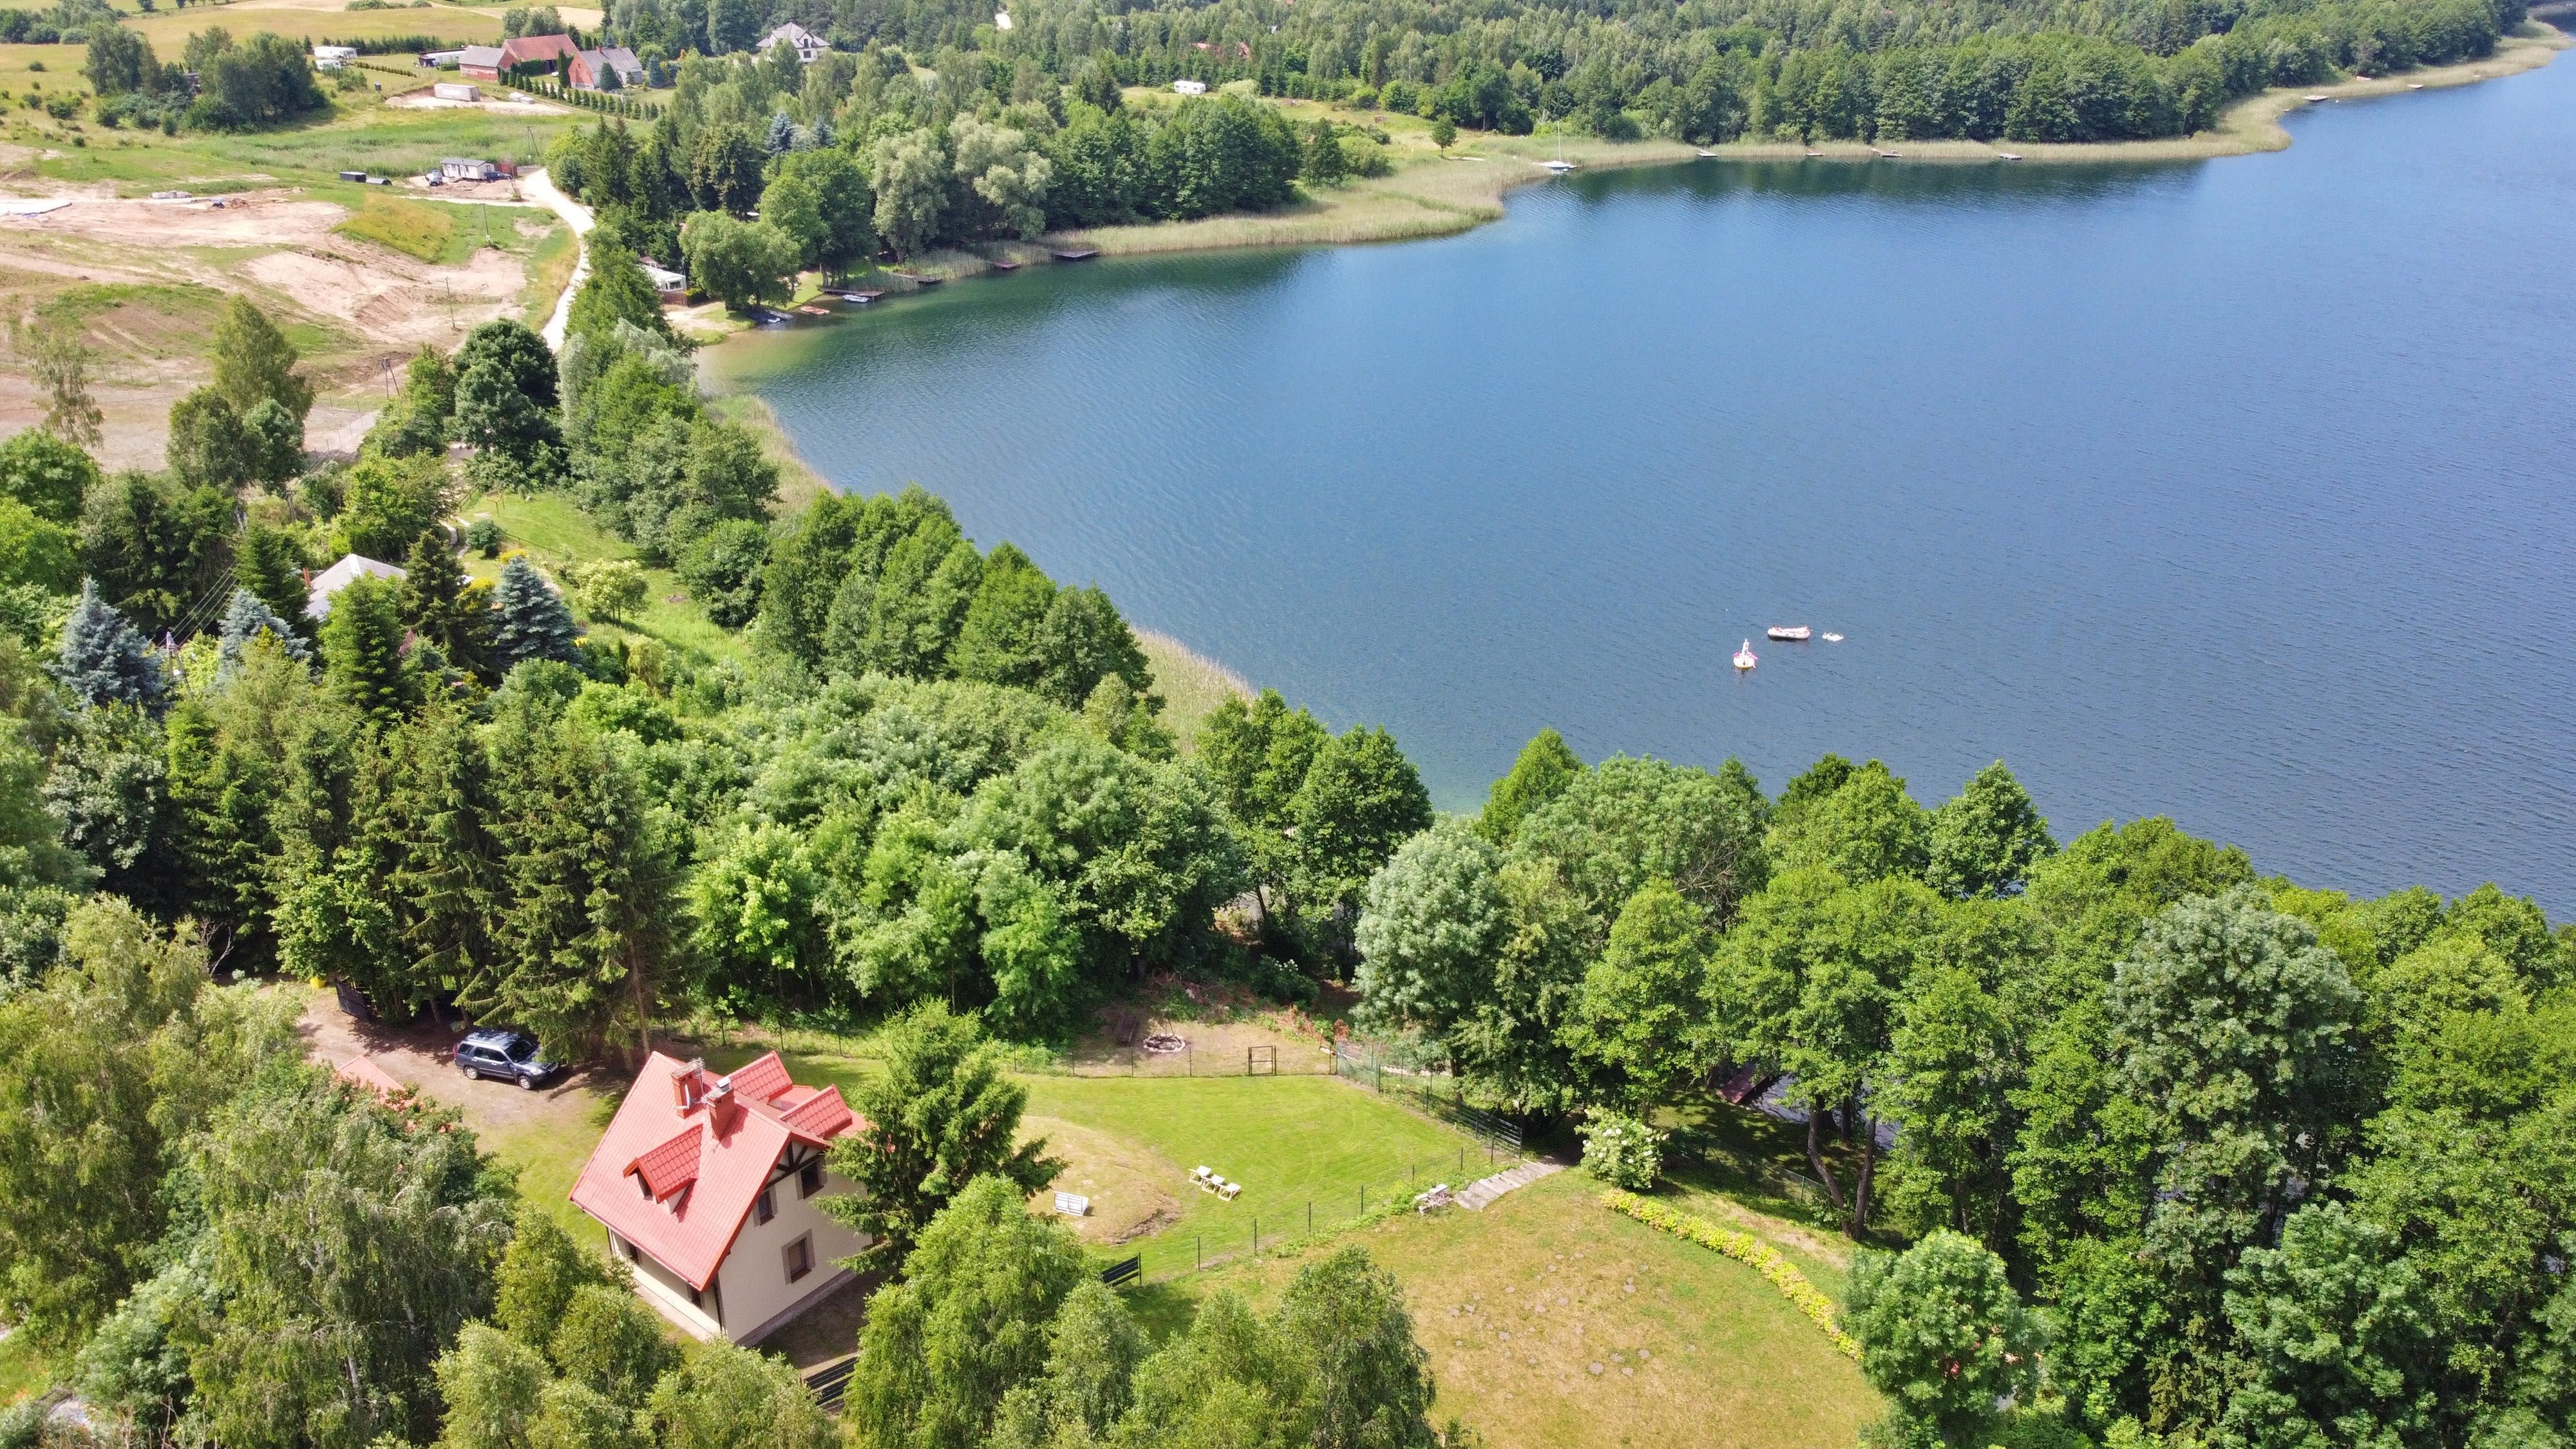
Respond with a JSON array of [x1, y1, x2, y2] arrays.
[[0, 9, 592, 465], [1196, 1170, 1879, 1449]]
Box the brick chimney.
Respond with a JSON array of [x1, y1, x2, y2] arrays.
[[670, 1059, 706, 1112], [705, 1077, 738, 1133]]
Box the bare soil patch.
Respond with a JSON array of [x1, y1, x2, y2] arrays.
[[0, 190, 533, 466], [1019, 1113, 1185, 1245]]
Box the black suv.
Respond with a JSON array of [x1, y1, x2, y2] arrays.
[[454, 1029, 556, 1089]]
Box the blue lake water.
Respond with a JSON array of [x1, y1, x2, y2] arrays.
[[723, 52, 2576, 912]]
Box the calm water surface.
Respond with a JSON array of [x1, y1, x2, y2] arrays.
[[723, 55, 2576, 911]]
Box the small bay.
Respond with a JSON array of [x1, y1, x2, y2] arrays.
[[721, 50, 2576, 911]]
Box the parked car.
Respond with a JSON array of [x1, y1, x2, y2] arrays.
[[454, 1028, 557, 1089]]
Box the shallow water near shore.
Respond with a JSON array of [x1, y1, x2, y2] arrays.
[[721, 50, 2576, 911]]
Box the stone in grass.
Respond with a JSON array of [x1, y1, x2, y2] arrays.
[[1589, 1362, 1604, 1375], [1638, 1349, 1652, 1361]]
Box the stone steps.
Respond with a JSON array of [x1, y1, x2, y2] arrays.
[[1457, 1159, 1564, 1211]]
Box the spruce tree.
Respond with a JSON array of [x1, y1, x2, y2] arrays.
[[209, 296, 312, 423], [53, 581, 168, 712], [318, 574, 412, 723], [234, 522, 310, 636], [401, 533, 495, 680], [486, 704, 676, 1057], [386, 701, 504, 1020], [216, 587, 309, 676], [490, 556, 579, 670]]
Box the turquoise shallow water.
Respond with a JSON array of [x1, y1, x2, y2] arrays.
[[724, 50, 2576, 911]]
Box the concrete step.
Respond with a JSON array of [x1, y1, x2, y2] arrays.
[[1457, 1159, 1564, 1211]]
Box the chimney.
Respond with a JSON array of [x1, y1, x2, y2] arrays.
[[670, 1059, 706, 1111], [706, 1077, 738, 1133]]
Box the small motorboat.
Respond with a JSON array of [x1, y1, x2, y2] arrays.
[[1766, 625, 1811, 642], [1732, 639, 1758, 671], [1822, 632, 1844, 643], [2305, 93, 2329, 102], [1540, 158, 1577, 173]]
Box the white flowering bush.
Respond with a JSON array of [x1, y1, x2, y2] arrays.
[[1579, 1112, 1665, 1191]]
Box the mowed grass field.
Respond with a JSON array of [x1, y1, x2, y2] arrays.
[[1184, 1168, 1880, 1449]]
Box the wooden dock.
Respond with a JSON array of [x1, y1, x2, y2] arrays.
[[1048, 247, 1099, 261]]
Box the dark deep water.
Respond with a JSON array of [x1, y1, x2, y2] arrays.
[[723, 53, 2576, 912]]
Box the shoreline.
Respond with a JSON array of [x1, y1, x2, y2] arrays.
[[700, 25, 2564, 713], [1051, 24, 2566, 260]]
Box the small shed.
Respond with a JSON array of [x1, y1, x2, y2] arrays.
[[313, 44, 357, 69], [431, 81, 480, 101], [440, 156, 500, 182], [305, 553, 408, 621], [457, 44, 506, 80]]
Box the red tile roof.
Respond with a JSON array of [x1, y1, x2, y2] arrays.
[[500, 33, 580, 65], [569, 1051, 866, 1291]]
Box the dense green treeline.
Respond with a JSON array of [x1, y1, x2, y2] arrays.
[[1349, 733, 2576, 1449], [591, 0, 2521, 179]]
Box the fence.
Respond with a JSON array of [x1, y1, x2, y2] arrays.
[[1332, 1043, 1524, 1153]]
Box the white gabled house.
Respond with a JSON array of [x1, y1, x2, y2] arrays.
[[570, 1052, 872, 1343]]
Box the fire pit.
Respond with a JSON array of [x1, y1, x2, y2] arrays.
[[1140, 1033, 1187, 1055]]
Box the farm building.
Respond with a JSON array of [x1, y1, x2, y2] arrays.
[[499, 33, 580, 73], [457, 44, 505, 79], [440, 157, 502, 181], [569, 45, 646, 90], [571, 1053, 870, 1343]]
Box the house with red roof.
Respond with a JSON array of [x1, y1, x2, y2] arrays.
[[571, 1051, 871, 1343], [498, 33, 580, 75]]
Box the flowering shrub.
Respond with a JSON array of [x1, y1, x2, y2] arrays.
[[1602, 1190, 1862, 1359], [1579, 1112, 1666, 1190]]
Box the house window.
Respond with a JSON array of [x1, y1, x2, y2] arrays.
[[798, 1158, 824, 1198], [784, 1233, 813, 1283], [753, 1188, 775, 1226]]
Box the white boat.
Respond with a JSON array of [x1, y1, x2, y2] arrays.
[[1822, 632, 1844, 643], [1766, 625, 1811, 642], [1540, 158, 1577, 173], [1732, 639, 1757, 671]]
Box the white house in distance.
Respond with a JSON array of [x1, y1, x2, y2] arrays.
[[758, 21, 828, 63], [305, 553, 406, 621], [570, 1052, 870, 1343], [1172, 78, 1208, 95]]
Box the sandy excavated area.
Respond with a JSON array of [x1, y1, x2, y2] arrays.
[[0, 189, 526, 467]]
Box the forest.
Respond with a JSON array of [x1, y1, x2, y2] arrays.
[[0, 214, 2570, 1447], [528, 0, 2531, 281], [575, 0, 2529, 213]]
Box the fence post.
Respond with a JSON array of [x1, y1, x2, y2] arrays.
[[1196, 1236, 1202, 1271], [1253, 1218, 1259, 1259], [1307, 1201, 1312, 1236]]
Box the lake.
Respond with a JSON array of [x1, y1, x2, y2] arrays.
[[719, 52, 2576, 913]]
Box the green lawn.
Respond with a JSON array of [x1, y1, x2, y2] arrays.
[[459, 491, 752, 670], [1016, 1074, 1490, 1279], [1192, 1169, 1881, 1449], [0, 1329, 51, 1405]]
